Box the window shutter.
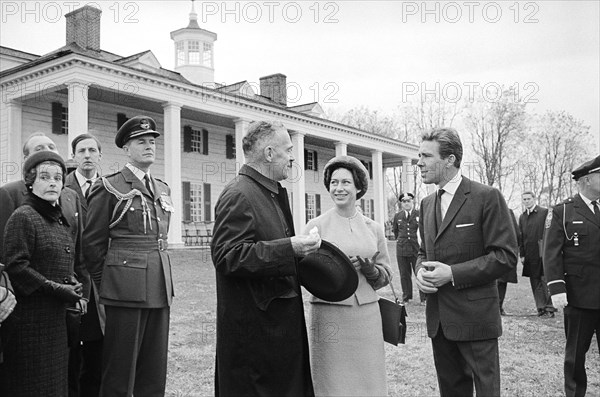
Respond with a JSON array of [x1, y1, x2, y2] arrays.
[[182, 181, 191, 222], [117, 113, 128, 129], [225, 135, 234, 159], [369, 162, 373, 179], [360, 199, 365, 213], [52, 102, 62, 135], [305, 193, 309, 220], [203, 183, 211, 221], [183, 125, 192, 152], [370, 199, 374, 219], [316, 194, 321, 216], [313, 151, 318, 171], [202, 129, 209, 155], [304, 149, 308, 170]]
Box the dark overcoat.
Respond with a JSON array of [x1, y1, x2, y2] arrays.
[[416, 177, 518, 341], [498, 209, 519, 284], [211, 165, 314, 396], [393, 208, 420, 257], [518, 205, 548, 278], [0, 199, 75, 396]]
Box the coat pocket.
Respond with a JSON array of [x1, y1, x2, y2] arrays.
[[466, 283, 498, 301], [100, 250, 148, 302]]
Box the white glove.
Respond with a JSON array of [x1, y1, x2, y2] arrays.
[[309, 226, 321, 249], [551, 293, 568, 309]]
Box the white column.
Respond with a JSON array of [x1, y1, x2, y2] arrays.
[[291, 131, 306, 230], [234, 118, 249, 169], [334, 141, 347, 156], [402, 158, 415, 195], [162, 102, 184, 248], [371, 150, 385, 226], [67, 81, 89, 149], [382, 166, 389, 224], [3, 100, 22, 184]]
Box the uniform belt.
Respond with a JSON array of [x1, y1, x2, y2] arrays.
[[109, 239, 168, 251]]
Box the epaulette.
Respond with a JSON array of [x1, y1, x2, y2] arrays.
[[103, 170, 121, 179], [557, 197, 575, 206], [154, 177, 169, 186]]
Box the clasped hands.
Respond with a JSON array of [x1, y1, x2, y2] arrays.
[[416, 261, 453, 293]]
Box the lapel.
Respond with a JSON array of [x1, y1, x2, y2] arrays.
[[424, 194, 437, 241], [121, 167, 154, 201], [436, 177, 470, 240], [573, 194, 600, 227], [65, 171, 87, 207]]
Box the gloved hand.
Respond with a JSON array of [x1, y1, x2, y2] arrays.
[[356, 251, 380, 280], [551, 292, 568, 309], [42, 280, 83, 303]]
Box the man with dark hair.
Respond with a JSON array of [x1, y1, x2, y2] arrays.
[[392, 192, 424, 304], [543, 155, 600, 397], [415, 127, 517, 397], [211, 120, 320, 395], [65, 132, 104, 396], [519, 191, 555, 317]]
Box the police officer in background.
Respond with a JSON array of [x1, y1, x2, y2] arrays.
[[392, 192, 425, 304], [83, 116, 174, 396], [543, 155, 600, 397]]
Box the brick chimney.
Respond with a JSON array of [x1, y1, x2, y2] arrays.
[[259, 74, 287, 106], [65, 5, 102, 51]]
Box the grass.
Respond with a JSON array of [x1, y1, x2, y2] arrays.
[[165, 244, 599, 397]]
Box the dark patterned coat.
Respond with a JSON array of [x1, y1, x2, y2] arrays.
[[0, 200, 75, 396]]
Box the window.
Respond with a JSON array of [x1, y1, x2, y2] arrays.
[[190, 182, 203, 222], [183, 182, 211, 222], [189, 40, 200, 64], [203, 43, 213, 67], [226, 135, 236, 159], [305, 193, 321, 221], [176, 41, 185, 66], [361, 199, 374, 220], [117, 113, 128, 129], [360, 160, 374, 179], [183, 125, 209, 154], [52, 102, 68, 135], [304, 149, 318, 171]]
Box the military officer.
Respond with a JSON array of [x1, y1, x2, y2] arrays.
[[543, 154, 600, 397], [392, 192, 424, 304], [83, 116, 174, 397]]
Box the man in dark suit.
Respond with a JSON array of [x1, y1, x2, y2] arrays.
[[211, 120, 320, 396], [519, 191, 555, 317], [83, 116, 174, 396], [392, 192, 424, 304], [543, 155, 600, 397], [65, 133, 104, 397], [414, 127, 517, 397]]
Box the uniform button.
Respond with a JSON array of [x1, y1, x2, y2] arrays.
[[157, 217, 161, 221], [271, 193, 275, 198], [159, 233, 163, 237], [130, 207, 135, 211], [65, 246, 71, 253], [123, 260, 127, 265]]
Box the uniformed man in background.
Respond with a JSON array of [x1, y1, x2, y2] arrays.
[[83, 116, 174, 397], [543, 154, 600, 397], [392, 192, 424, 304]]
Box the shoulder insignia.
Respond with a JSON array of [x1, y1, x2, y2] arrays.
[[545, 210, 553, 229]]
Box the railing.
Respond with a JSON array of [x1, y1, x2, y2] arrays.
[[182, 222, 215, 247]]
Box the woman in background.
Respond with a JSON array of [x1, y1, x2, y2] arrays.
[[303, 155, 392, 397], [0, 151, 82, 396]]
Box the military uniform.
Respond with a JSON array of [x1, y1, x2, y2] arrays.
[[543, 155, 600, 397], [82, 116, 174, 396], [392, 206, 422, 303]]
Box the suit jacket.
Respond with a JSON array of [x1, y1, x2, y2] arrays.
[[82, 167, 173, 309], [211, 165, 313, 396], [518, 205, 548, 277], [0, 180, 90, 299], [543, 194, 600, 310], [64, 171, 89, 221], [416, 177, 517, 341], [392, 208, 419, 257]]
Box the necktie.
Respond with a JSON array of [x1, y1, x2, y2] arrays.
[[144, 174, 153, 198], [592, 200, 600, 223], [84, 180, 93, 199], [435, 189, 445, 234], [405, 211, 409, 220]]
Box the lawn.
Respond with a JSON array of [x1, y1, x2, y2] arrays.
[[165, 244, 599, 397]]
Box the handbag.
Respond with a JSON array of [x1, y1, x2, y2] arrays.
[[65, 300, 83, 348], [378, 281, 407, 345]]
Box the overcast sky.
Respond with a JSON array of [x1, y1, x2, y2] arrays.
[[1, 1, 598, 147]]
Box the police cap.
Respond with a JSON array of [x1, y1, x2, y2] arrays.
[[399, 192, 414, 201], [115, 115, 160, 148], [572, 155, 600, 180]]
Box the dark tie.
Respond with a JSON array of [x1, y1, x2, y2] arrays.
[[592, 200, 600, 223], [144, 174, 153, 198], [405, 211, 409, 221], [84, 180, 93, 199], [435, 189, 445, 234]]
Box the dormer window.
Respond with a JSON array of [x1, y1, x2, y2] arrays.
[[203, 43, 213, 67], [189, 40, 200, 65], [176, 42, 185, 66]]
